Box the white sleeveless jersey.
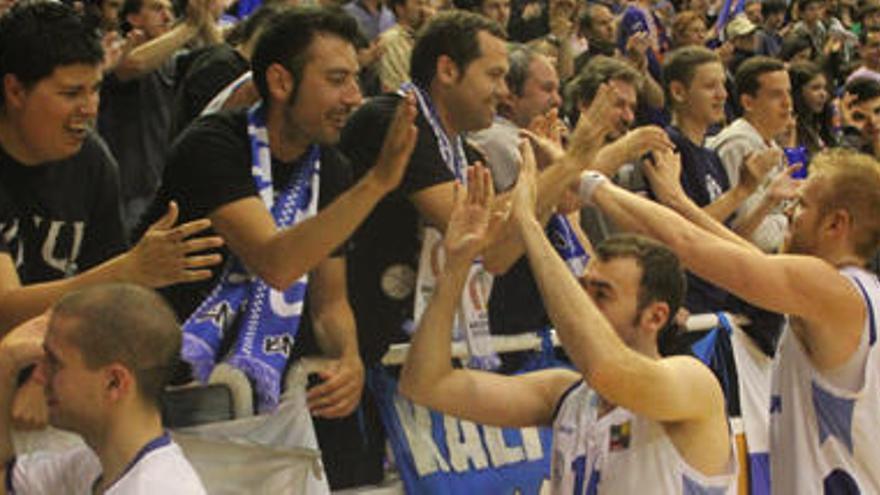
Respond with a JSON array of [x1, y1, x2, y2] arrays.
[[550, 381, 736, 494], [770, 267, 880, 493]]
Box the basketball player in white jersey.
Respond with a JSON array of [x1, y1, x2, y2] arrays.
[[582, 147, 880, 493], [399, 142, 735, 493]]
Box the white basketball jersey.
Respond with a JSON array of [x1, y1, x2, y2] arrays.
[[770, 267, 880, 493], [550, 381, 735, 494]]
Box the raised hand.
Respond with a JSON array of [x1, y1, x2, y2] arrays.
[[740, 148, 783, 193], [122, 201, 224, 288], [511, 139, 540, 224], [597, 125, 675, 173], [568, 83, 617, 164], [643, 149, 686, 205], [443, 164, 503, 267], [768, 163, 804, 203], [369, 91, 418, 193]]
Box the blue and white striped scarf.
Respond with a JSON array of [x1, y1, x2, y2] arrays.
[[181, 103, 320, 413]]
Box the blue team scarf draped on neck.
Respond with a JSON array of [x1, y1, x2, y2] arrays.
[[181, 103, 320, 413], [547, 213, 589, 276]]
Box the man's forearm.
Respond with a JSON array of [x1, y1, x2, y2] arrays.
[[398, 261, 469, 403], [251, 173, 391, 290], [702, 184, 749, 222], [0, 356, 17, 470], [114, 22, 199, 81], [312, 300, 359, 360], [0, 254, 139, 333], [518, 215, 631, 380], [482, 158, 582, 273]]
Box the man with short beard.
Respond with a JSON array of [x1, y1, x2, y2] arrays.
[[340, 11, 627, 483], [584, 146, 880, 495], [147, 7, 417, 488]]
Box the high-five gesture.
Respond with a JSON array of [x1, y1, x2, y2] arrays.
[[444, 164, 505, 267], [369, 91, 419, 193]]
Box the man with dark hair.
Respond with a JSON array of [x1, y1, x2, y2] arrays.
[[475, 0, 512, 31], [707, 56, 792, 254], [585, 144, 880, 494], [399, 156, 734, 494], [792, 0, 829, 54], [0, 0, 220, 332], [99, 0, 220, 232], [341, 12, 627, 482], [170, 2, 289, 136], [840, 76, 880, 156], [150, 5, 417, 488], [0, 284, 205, 493], [377, 0, 432, 92], [846, 27, 880, 84], [573, 2, 617, 72], [757, 0, 787, 56]]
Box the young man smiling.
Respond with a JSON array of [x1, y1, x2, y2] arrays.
[[150, 6, 418, 488]]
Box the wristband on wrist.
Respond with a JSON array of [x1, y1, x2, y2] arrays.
[[578, 171, 609, 206]]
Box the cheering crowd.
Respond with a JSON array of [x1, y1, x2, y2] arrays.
[[0, 0, 878, 492]]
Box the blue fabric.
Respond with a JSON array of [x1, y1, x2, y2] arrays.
[[547, 214, 589, 277], [181, 104, 319, 413], [369, 368, 553, 494], [749, 453, 772, 495]]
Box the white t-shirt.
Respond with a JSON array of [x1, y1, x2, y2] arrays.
[[9, 433, 206, 494], [551, 381, 736, 494]]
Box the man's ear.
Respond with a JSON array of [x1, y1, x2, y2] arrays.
[[436, 55, 461, 86], [823, 207, 853, 239], [740, 92, 755, 114], [103, 364, 134, 403], [668, 80, 687, 106], [265, 63, 295, 103], [3, 74, 28, 110], [638, 300, 671, 336]]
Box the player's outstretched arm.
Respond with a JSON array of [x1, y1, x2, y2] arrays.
[[588, 163, 864, 370], [512, 140, 724, 423], [399, 165, 579, 428]]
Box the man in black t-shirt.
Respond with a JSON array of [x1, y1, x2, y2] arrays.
[[148, 8, 417, 487], [0, 1, 222, 429]]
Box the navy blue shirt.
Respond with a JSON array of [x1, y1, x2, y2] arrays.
[[663, 126, 732, 313]]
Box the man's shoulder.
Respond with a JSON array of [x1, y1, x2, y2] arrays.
[[13, 445, 100, 494], [175, 109, 249, 149], [110, 441, 205, 494], [706, 119, 763, 151]]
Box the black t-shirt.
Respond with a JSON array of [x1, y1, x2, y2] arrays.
[[340, 93, 477, 364], [0, 134, 126, 283], [98, 58, 177, 202], [170, 44, 249, 137], [152, 109, 353, 356]]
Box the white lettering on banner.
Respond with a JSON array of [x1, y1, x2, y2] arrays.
[[395, 397, 546, 476], [484, 427, 525, 467], [269, 289, 304, 317], [394, 396, 451, 476], [521, 427, 544, 461], [445, 416, 489, 472]]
